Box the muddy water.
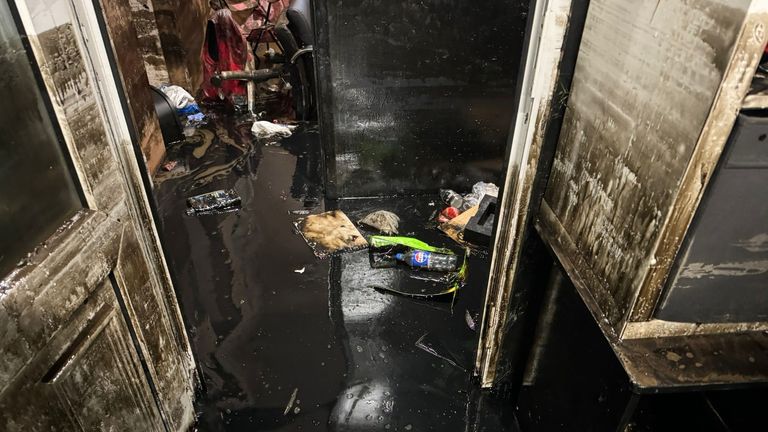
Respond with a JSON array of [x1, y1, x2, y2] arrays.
[[154, 111, 515, 431]]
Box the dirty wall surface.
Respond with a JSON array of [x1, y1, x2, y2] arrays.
[[316, 0, 528, 197], [542, 0, 751, 328]]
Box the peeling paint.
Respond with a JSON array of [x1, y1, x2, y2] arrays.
[[680, 260, 768, 279], [733, 233, 768, 253]]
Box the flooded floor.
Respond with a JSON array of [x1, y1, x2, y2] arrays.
[[154, 110, 518, 431]]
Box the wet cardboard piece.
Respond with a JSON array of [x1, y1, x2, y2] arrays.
[[295, 210, 369, 259], [439, 206, 479, 248]]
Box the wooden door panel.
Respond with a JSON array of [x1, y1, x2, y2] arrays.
[[2, 0, 197, 430], [0, 210, 119, 391], [0, 278, 163, 431]]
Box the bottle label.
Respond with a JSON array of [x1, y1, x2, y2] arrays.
[[411, 251, 431, 267]]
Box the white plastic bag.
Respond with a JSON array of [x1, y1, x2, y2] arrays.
[[251, 121, 295, 138], [159, 84, 196, 110]]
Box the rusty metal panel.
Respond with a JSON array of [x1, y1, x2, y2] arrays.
[[542, 0, 752, 329]]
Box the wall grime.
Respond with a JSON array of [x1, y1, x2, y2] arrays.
[[152, 0, 210, 92], [0, 1, 196, 429], [129, 0, 171, 86], [316, 0, 529, 197], [542, 0, 752, 328], [101, 0, 167, 175]]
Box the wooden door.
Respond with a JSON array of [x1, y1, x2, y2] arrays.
[[0, 0, 196, 430]]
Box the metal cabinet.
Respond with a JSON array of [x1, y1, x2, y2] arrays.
[[658, 113, 768, 323]]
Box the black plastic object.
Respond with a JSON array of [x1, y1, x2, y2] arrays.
[[464, 195, 497, 247], [149, 85, 184, 145]]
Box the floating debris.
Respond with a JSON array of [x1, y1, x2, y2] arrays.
[[294, 267, 306, 274], [251, 120, 296, 138], [295, 210, 369, 259], [359, 210, 400, 234], [162, 160, 179, 171], [283, 388, 299, 416], [185, 189, 241, 216], [465, 310, 477, 331]]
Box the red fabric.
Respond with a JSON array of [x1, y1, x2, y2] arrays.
[[201, 9, 250, 102], [227, 0, 290, 39]]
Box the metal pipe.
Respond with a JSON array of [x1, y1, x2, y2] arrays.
[[290, 46, 314, 64], [211, 68, 284, 87]]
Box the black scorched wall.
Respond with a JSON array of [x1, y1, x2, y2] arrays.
[[315, 0, 529, 198]]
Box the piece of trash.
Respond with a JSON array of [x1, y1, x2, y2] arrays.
[[283, 388, 298, 416], [162, 160, 178, 171], [373, 250, 469, 299], [368, 235, 453, 269], [465, 310, 477, 331], [251, 120, 296, 139], [187, 113, 205, 122], [437, 207, 460, 223], [289, 209, 311, 215], [159, 84, 196, 110], [186, 112, 206, 127], [395, 250, 460, 272], [461, 182, 499, 212], [295, 210, 369, 259], [439, 189, 465, 209], [463, 194, 498, 246], [178, 103, 201, 116], [439, 205, 479, 248], [294, 267, 306, 274], [415, 333, 466, 371], [186, 189, 241, 215], [359, 210, 400, 235]]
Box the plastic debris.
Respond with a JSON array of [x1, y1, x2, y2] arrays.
[[464, 194, 498, 246], [439, 189, 464, 209], [294, 267, 306, 274], [162, 160, 179, 171], [186, 112, 206, 124], [358, 210, 400, 235], [465, 310, 477, 331], [178, 103, 201, 116], [251, 120, 296, 138], [186, 189, 241, 215], [159, 84, 196, 110], [372, 248, 470, 299], [415, 333, 466, 371], [295, 210, 369, 259], [395, 250, 460, 272], [283, 388, 298, 416], [437, 207, 459, 223], [461, 182, 499, 211], [368, 235, 454, 269]]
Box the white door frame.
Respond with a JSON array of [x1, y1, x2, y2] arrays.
[[475, 0, 575, 388]]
